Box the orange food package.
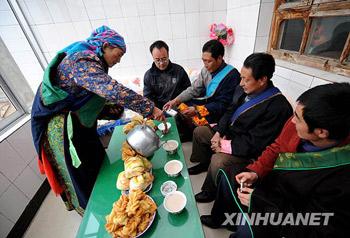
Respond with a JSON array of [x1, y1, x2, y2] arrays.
[[192, 116, 209, 126], [177, 103, 188, 112], [195, 105, 209, 117]]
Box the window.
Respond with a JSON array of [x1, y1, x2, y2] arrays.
[[268, 0, 350, 77], [0, 76, 25, 131]]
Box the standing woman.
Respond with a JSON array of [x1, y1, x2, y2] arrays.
[[31, 26, 164, 215]]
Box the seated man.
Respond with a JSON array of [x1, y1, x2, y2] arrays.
[[163, 40, 240, 141], [143, 40, 191, 109], [190, 53, 293, 203], [203, 83, 350, 238]]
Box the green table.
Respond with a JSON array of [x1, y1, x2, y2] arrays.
[[76, 117, 205, 238]]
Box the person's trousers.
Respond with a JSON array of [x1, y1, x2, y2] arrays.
[[212, 173, 252, 238], [175, 113, 195, 142], [202, 153, 250, 193], [189, 126, 214, 164], [190, 126, 251, 193]]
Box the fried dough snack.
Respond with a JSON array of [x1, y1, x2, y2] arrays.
[[129, 172, 154, 191], [124, 157, 146, 178], [123, 115, 156, 134], [121, 141, 137, 161], [116, 171, 130, 190], [105, 190, 157, 238]]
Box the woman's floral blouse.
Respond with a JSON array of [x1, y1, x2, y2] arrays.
[[56, 50, 154, 117]]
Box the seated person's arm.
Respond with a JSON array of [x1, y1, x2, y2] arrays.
[[176, 68, 207, 102], [212, 106, 234, 135], [201, 71, 240, 120], [229, 103, 291, 161]]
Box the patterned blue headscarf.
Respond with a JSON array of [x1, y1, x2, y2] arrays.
[[62, 25, 126, 56]]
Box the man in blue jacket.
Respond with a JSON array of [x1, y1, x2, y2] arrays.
[[164, 40, 241, 141]]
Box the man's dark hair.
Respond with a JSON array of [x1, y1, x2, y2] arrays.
[[149, 40, 169, 54], [297, 82, 350, 140], [202, 40, 224, 59], [243, 53, 275, 80]]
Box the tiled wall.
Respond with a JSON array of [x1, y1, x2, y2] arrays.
[[14, 0, 227, 84], [0, 121, 45, 238], [226, 0, 261, 70]]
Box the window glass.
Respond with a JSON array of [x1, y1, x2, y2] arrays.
[[305, 16, 350, 59], [0, 86, 17, 122], [279, 19, 305, 51]]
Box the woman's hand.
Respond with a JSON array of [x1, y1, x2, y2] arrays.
[[152, 107, 166, 122], [235, 172, 258, 187], [237, 187, 254, 207]]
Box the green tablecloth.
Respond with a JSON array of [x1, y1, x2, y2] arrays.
[[76, 117, 204, 238]]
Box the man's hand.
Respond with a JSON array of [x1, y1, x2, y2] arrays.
[[163, 98, 178, 111], [182, 106, 196, 117], [151, 107, 166, 122], [235, 172, 258, 187], [210, 132, 221, 153], [237, 187, 254, 207]]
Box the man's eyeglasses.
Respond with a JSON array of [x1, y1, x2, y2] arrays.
[[154, 58, 169, 64]]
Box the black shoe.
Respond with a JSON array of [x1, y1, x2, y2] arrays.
[[188, 163, 208, 175], [200, 215, 221, 229], [201, 215, 237, 231], [195, 191, 215, 203]]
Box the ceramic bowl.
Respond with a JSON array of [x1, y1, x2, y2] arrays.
[[163, 191, 187, 214], [164, 160, 183, 177], [158, 122, 171, 133], [162, 140, 178, 155], [160, 180, 177, 196]]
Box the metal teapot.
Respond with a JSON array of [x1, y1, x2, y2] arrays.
[[126, 124, 164, 157]]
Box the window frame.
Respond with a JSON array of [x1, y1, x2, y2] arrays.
[[268, 0, 350, 77], [0, 75, 25, 131]]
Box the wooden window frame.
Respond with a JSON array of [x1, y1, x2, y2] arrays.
[[268, 0, 350, 77]]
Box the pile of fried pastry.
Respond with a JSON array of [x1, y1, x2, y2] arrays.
[[122, 115, 156, 134], [117, 142, 154, 191], [116, 116, 155, 192], [105, 189, 157, 238]]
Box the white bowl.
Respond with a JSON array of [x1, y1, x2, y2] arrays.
[[158, 122, 171, 132], [164, 160, 183, 177], [162, 140, 179, 155], [164, 191, 187, 214], [160, 180, 177, 196]]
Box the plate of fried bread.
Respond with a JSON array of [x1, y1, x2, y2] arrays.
[[105, 189, 157, 238], [117, 151, 154, 191]]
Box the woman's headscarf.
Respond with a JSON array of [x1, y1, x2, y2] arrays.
[[62, 25, 126, 56]]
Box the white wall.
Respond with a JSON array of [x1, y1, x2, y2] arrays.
[[226, 0, 261, 70], [16, 0, 227, 85]]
